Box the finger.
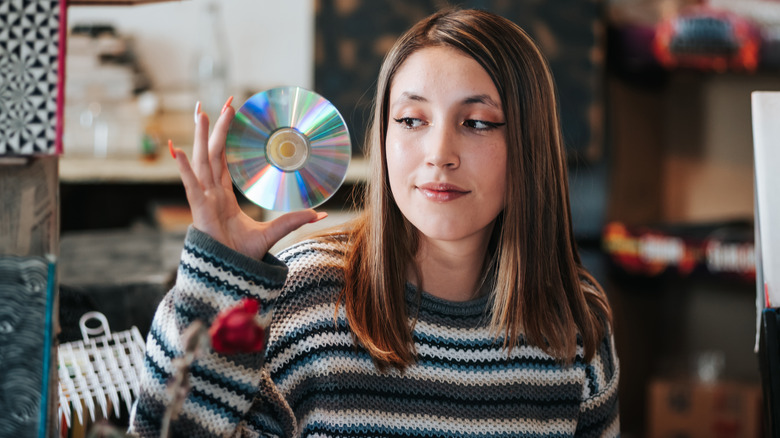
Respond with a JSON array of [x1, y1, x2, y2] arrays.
[[208, 99, 235, 186], [170, 143, 203, 204], [191, 102, 214, 187], [220, 160, 233, 188], [263, 209, 323, 247]]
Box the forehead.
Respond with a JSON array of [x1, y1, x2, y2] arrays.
[[389, 46, 500, 103]]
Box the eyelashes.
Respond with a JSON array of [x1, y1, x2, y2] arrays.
[[392, 117, 506, 132], [461, 119, 506, 131], [394, 117, 425, 129]]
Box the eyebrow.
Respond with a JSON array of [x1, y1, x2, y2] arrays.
[[462, 94, 500, 108], [395, 92, 500, 108], [397, 92, 428, 103]]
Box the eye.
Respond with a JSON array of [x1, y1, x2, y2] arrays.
[[393, 117, 425, 129], [462, 119, 506, 131]]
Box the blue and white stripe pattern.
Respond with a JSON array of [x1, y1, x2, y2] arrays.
[[129, 227, 620, 437]]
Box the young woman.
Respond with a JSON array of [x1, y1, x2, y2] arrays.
[[130, 8, 619, 437]]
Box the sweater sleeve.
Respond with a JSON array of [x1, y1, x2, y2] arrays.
[[128, 226, 294, 437], [575, 331, 621, 438]]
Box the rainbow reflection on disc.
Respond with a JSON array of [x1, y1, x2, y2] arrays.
[[226, 86, 352, 212]]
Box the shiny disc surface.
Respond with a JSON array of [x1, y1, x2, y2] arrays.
[[226, 86, 352, 211]]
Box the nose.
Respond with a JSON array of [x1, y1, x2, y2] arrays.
[[425, 124, 460, 169]]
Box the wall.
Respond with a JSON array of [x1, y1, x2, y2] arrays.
[[67, 0, 314, 107]]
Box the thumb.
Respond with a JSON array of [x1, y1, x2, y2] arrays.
[[263, 210, 327, 247]]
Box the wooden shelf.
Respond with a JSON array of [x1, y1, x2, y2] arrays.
[[60, 155, 179, 183], [59, 154, 369, 185]]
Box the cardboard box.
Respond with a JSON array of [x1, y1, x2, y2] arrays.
[[0, 156, 59, 257], [647, 379, 762, 438]]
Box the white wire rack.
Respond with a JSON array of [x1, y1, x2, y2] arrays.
[[58, 311, 147, 428]]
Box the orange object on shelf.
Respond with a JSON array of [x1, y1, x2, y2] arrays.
[[653, 6, 761, 72]]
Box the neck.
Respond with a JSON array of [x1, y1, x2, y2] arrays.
[[412, 230, 493, 302]]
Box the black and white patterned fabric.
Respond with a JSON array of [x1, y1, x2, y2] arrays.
[[0, 0, 63, 155]]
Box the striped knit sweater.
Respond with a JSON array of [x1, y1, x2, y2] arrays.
[[129, 227, 620, 437]]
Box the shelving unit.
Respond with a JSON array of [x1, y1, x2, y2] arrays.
[[604, 63, 777, 436]]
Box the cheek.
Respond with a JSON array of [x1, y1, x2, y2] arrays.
[[488, 169, 507, 208], [475, 142, 507, 182], [495, 149, 508, 190], [385, 136, 414, 190], [480, 144, 508, 209]]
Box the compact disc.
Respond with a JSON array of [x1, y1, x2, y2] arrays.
[[225, 86, 352, 211]]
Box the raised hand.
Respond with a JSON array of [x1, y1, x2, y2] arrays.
[[168, 98, 326, 260]]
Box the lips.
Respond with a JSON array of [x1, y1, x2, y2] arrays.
[[416, 182, 470, 202]]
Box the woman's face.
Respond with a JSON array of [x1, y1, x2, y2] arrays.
[[386, 46, 507, 247]]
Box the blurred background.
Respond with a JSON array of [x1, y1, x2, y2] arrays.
[[51, 0, 779, 436]]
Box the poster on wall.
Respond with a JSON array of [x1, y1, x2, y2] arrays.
[[0, 0, 66, 155]]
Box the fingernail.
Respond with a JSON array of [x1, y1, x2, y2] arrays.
[[308, 212, 328, 223], [221, 96, 234, 114], [168, 139, 176, 159], [194, 101, 201, 124]]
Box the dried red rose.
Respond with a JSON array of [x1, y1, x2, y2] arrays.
[[209, 298, 265, 354]]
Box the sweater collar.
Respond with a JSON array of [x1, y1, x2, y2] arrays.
[[404, 282, 490, 317]]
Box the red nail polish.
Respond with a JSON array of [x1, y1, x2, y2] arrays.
[[308, 212, 328, 223], [221, 96, 234, 114], [168, 139, 176, 159]]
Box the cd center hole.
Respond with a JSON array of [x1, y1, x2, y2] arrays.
[[280, 141, 296, 158]]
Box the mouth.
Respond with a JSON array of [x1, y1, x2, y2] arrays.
[[416, 182, 470, 202]]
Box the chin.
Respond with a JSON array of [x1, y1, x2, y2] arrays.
[[414, 222, 483, 243]]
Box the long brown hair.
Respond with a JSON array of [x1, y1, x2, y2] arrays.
[[336, 8, 612, 370]]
